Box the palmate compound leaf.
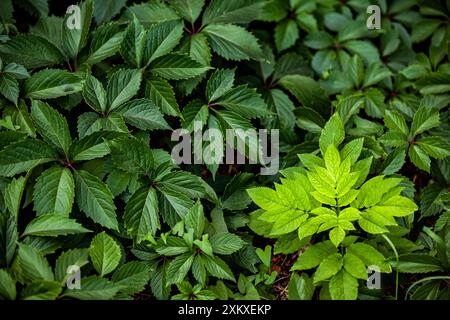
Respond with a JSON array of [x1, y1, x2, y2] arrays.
[[75, 170, 118, 230], [0, 139, 58, 177], [202, 24, 264, 61], [23, 214, 91, 237], [30, 100, 72, 155], [89, 232, 121, 277], [124, 187, 160, 243], [33, 166, 75, 216], [25, 69, 84, 99], [247, 182, 311, 236]]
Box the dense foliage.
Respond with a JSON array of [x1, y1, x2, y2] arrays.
[[0, 0, 449, 300]]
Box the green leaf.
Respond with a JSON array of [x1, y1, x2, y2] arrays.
[[203, 24, 264, 61], [0, 212, 18, 266], [4, 176, 26, 218], [106, 69, 142, 112], [23, 214, 90, 237], [20, 280, 62, 300], [146, 76, 181, 116], [275, 19, 299, 52], [203, 255, 235, 281], [83, 74, 107, 113], [157, 171, 205, 198], [109, 137, 153, 175], [319, 113, 345, 155], [119, 16, 146, 68], [416, 137, 450, 159], [121, 98, 171, 130], [124, 2, 179, 27], [393, 254, 444, 273], [166, 253, 195, 285], [168, 0, 204, 23], [291, 241, 337, 271], [288, 273, 314, 300], [31, 100, 72, 155], [347, 243, 391, 273], [89, 232, 121, 276], [12, 243, 54, 283], [206, 69, 235, 102], [216, 85, 269, 118], [25, 69, 83, 99], [63, 275, 120, 300], [304, 32, 334, 49], [0, 35, 64, 69], [83, 22, 124, 65], [124, 187, 160, 243], [70, 131, 121, 162], [279, 74, 328, 111], [184, 201, 206, 239], [410, 106, 440, 137], [94, 0, 127, 24], [343, 252, 367, 280], [0, 74, 19, 105], [156, 236, 190, 256], [144, 20, 184, 64], [313, 253, 343, 283], [0, 269, 16, 300], [210, 233, 245, 255], [33, 166, 75, 216], [0, 139, 58, 177], [75, 170, 118, 230], [409, 144, 431, 172], [202, 0, 266, 24], [150, 54, 210, 80], [112, 261, 150, 295], [329, 270, 358, 300]]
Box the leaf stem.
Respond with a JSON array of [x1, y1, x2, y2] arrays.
[[381, 234, 399, 300]]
